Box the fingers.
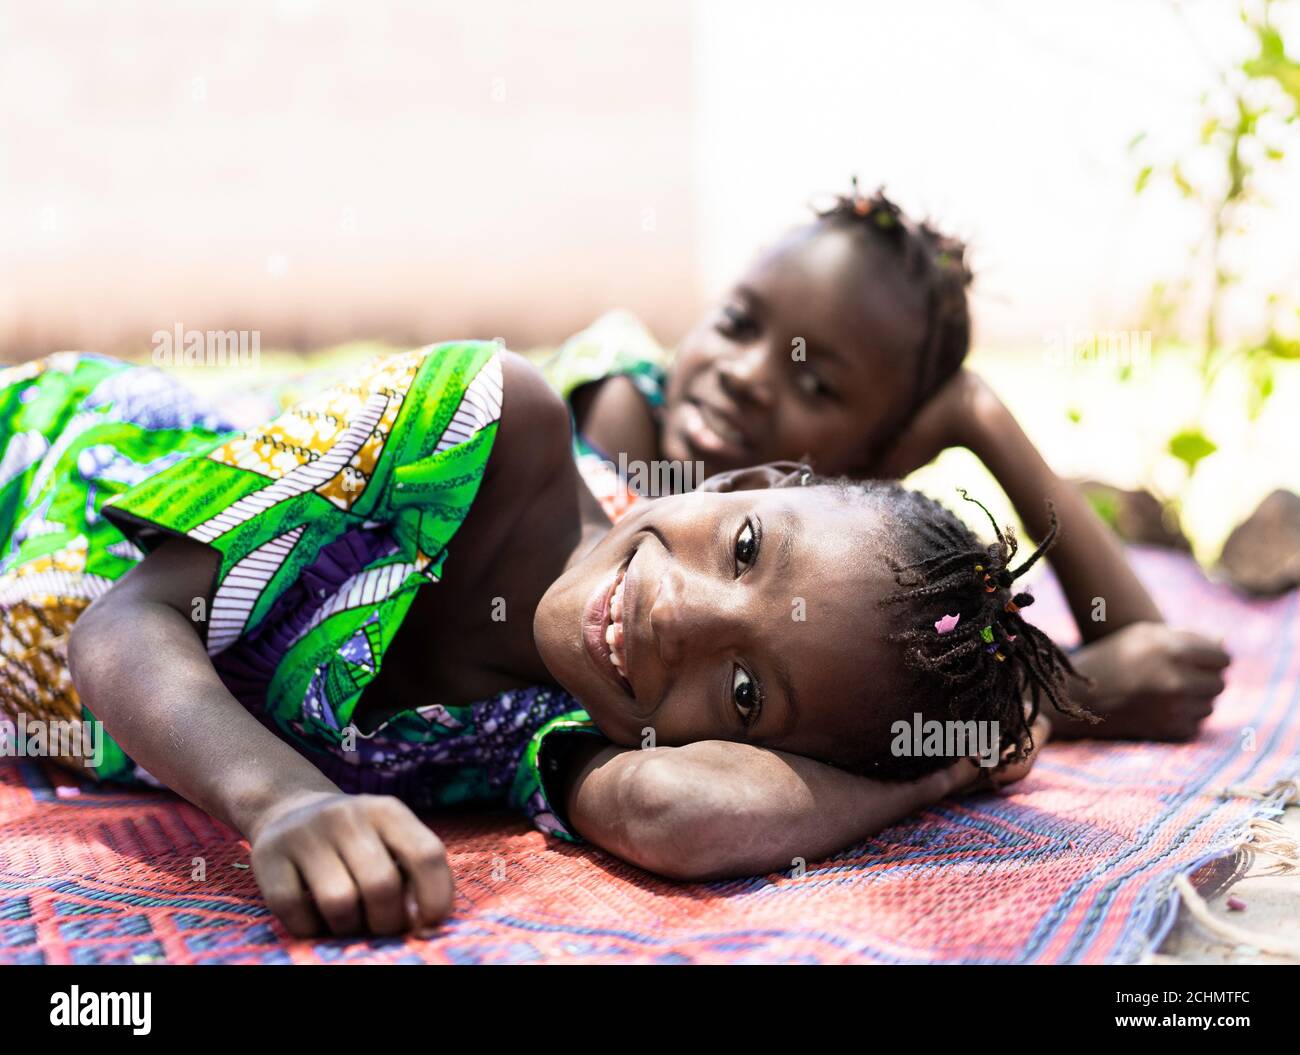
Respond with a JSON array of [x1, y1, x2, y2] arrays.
[[251, 794, 456, 940], [372, 799, 454, 929], [252, 849, 324, 938], [1176, 667, 1227, 698], [332, 808, 409, 937], [294, 843, 365, 936], [1155, 693, 1216, 741], [1168, 630, 1232, 670]]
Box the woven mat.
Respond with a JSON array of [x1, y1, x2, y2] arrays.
[[1, 548, 1296, 964]]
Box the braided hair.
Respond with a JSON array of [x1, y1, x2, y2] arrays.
[[812, 477, 1095, 779], [814, 179, 974, 443]]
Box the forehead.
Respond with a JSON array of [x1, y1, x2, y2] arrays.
[[749, 488, 907, 762], [742, 222, 926, 361]]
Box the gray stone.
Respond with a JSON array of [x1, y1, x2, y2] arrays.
[[1220, 489, 1300, 597], [1076, 480, 1191, 552]]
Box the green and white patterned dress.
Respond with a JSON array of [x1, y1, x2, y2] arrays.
[[0, 345, 600, 840], [540, 312, 671, 521]]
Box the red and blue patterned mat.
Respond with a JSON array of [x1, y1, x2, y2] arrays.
[[2, 548, 1297, 964]]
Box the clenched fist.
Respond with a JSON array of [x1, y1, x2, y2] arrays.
[[1056, 622, 1230, 742], [249, 791, 454, 938]]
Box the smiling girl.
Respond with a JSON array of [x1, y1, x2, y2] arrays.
[[3, 343, 1070, 937], [547, 184, 1230, 743]]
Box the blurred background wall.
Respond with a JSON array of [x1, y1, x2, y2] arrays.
[[0, 0, 700, 355], [4, 0, 1298, 358]]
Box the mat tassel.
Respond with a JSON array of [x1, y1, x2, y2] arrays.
[[1217, 777, 1300, 806], [1174, 815, 1300, 959]]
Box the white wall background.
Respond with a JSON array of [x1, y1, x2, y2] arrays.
[[693, 0, 1300, 348], [4, 0, 1298, 357]]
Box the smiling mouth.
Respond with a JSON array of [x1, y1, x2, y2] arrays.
[[677, 397, 750, 458], [583, 554, 635, 697], [696, 400, 748, 446], [605, 563, 630, 677]]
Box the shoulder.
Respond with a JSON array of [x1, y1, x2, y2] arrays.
[[542, 311, 668, 399], [499, 350, 571, 443], [493, 350, 574, 480]]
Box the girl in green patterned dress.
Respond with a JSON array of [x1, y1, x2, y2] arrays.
[[1, 343, 1076, 938]]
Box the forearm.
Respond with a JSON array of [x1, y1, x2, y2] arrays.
[[569, 741, 968, 880], [968, 396, 1161, 641], [69, 597, 339, 839]]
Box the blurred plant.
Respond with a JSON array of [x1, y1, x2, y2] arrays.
[[1130, 0, 1300, 479]]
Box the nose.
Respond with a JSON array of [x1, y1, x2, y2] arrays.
[[649, 565, 741, 669], [717, 343, 774, 408]]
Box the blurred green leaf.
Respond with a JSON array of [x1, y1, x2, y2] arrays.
[[1086, 489, 1120, 530], [1067, 406, 1082, 424], [1262, 330, 1300, 359], [1243, 24, 1300, 109], [1135, 164, 1153, 193], [1168, 428, 1218, 473], [1247, 356, 1275, 420]]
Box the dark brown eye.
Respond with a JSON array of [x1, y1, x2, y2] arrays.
[[732, 665, 761, 725], [717, 303, 753, 337], [794, 369, 834, 400], [734, 521, 757, 573]]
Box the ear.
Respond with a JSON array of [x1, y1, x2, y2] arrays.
[[696, 460, 811, 494]]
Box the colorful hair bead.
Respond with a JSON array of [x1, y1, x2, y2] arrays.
[[934, 613, 961, 635]]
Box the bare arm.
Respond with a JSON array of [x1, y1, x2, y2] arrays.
[[963, 381, 1162, 640], [69, 537, 338, 832], [571, 375, 661, 465], [69, 537, 452, 936], [870, 371, 1229, 741], [561, 732, 1043, 881], [870, 370, 1161, 642], [964, 393, 1236, 738]]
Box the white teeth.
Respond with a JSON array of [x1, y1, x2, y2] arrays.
[[605, 566, 629, 675]]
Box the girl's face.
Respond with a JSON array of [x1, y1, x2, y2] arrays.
[[534, 473, 905, 767], [664, 223, 928, 480]]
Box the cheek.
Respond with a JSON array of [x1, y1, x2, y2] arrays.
[[670, 327, 724, 394], [580, 696, 642, 748], [533, 588, 579, 686], [644, 683, 725, 747]]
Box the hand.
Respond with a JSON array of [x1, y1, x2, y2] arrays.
[[867, 368, 1000, 479], [249, 791, 454, 938], [950, 712, 1052, 796], [1054, 622, 1230, 742]]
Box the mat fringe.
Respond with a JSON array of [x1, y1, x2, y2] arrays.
[[1174, 791, 1300, 960], [1218, 777, 1300, 808]]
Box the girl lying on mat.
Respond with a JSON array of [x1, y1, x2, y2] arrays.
[[546, 182, 1230, 743], [0, 344, 1220, 939]]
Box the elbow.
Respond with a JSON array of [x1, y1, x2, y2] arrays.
[[617, 754, 746, 882]]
